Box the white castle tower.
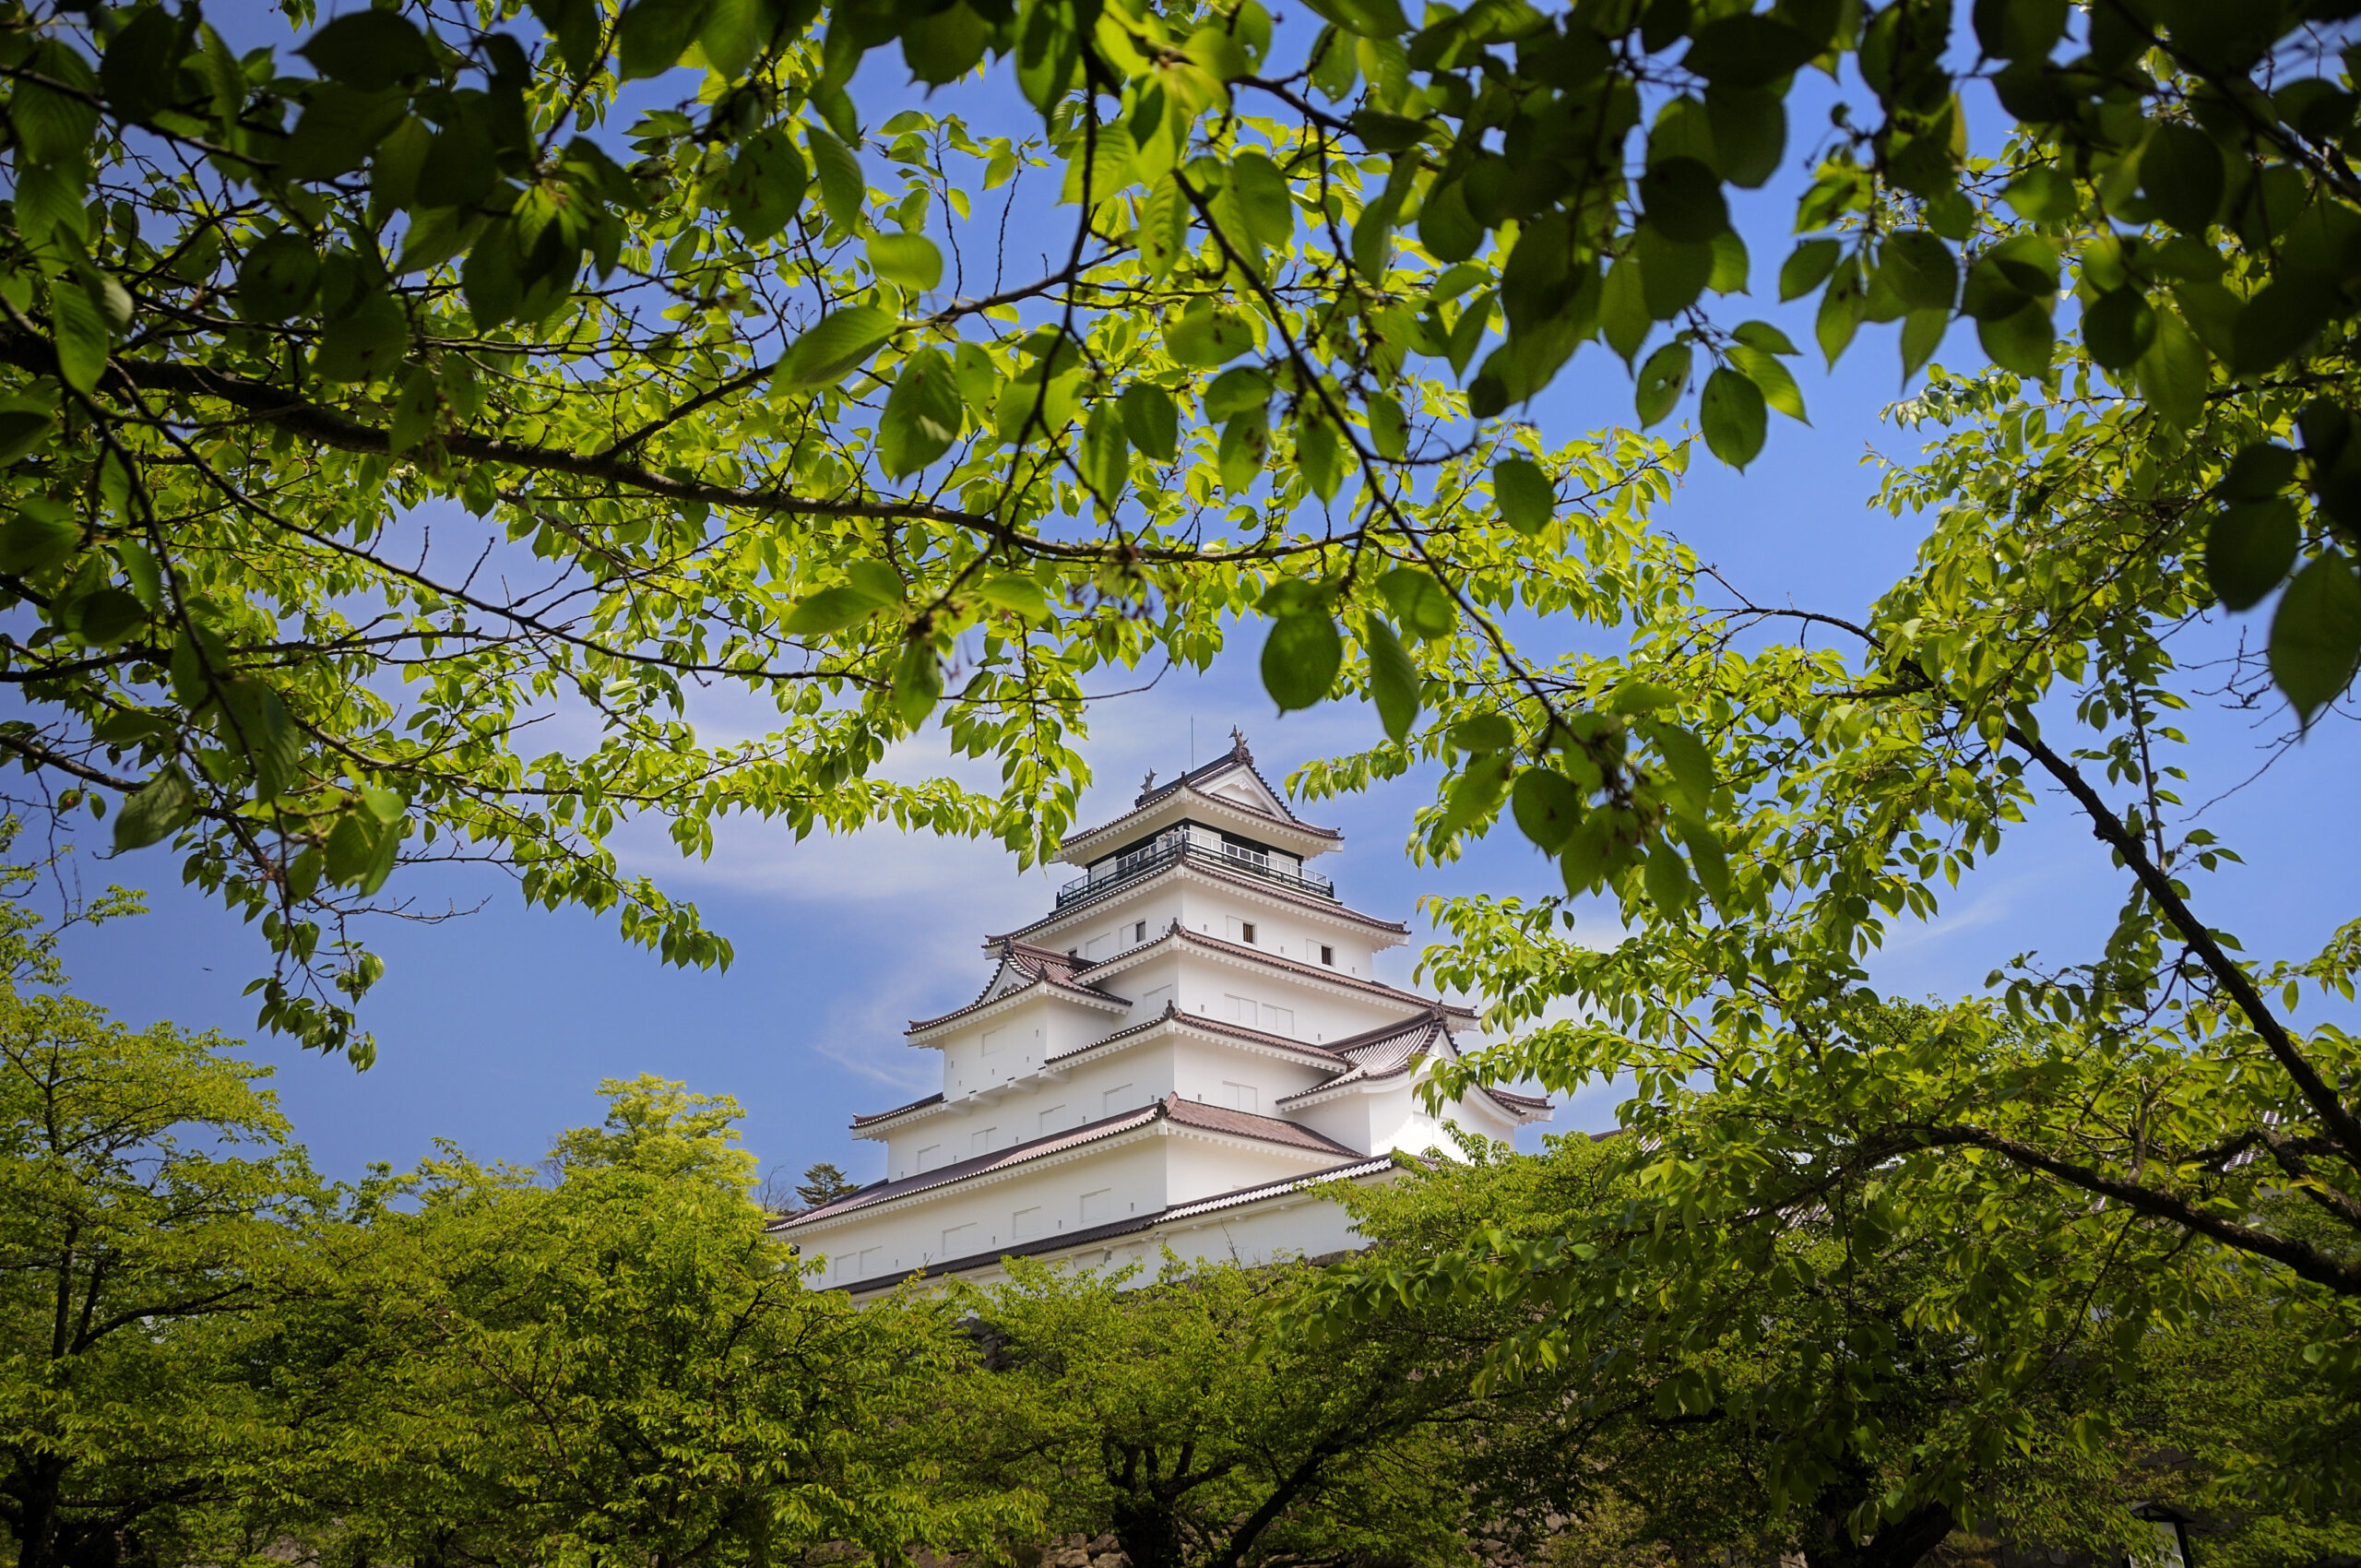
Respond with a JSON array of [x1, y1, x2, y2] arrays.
[[775, 733, 1549, 1294]]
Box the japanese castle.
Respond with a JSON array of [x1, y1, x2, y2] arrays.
[[773, 735, 1550, 1294]]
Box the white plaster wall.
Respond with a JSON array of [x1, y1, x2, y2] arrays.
[[896, 1180, 1390, 1297], [1169, 952, 1415, 1045], [1166, 1034, 1334, 1118], [1162, 1134, 1341, 1204], [810, 1133, 1172, 1286]]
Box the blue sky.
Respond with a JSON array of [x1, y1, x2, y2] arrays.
[[40, 12, 2361, 1190]]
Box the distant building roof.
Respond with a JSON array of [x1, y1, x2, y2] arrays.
[[1057, 738, 1341, 863], [777, 1092, 1359, 1232], [905, 939, 1130, 1037], [812, 1152, 1401, 1296]]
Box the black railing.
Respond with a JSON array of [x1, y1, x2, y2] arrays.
[[1055, 835, 1335, 909]]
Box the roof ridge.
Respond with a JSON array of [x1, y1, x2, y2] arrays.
[[988, 853, 1410, 945]]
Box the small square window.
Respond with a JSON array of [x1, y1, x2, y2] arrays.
[[1133, 921, 1146, 942], [1321, 944, 1335, 966], [1240, 921, 1257, 944]]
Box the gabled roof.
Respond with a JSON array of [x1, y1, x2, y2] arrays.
[[993, 849, 1411, 948], [906, 939, 1130, 1037], [777, 1092, 1358, 1232], [851, 1091, 944, 1128], [1120, 922, 1478, 1020], [1056, 739, 1341, 865], [819, 1153, 1400, 1296]]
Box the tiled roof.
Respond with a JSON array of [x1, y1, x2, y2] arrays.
[[1038, 1002, 1352, 1073], [776, 1092, 1356, 1232], [850, 1091, 943, 1128], [906, 939, 1130, 1035], [1161, 925, 1479, 1019], [991, 851, 1409, 946], [1059, 743, 1341, 852], [822, 1153, 1400, 1295]]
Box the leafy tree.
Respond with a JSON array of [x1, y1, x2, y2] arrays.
[[795, 1158, 860, 1207], [1285, 342, 2361, 1540], [1330, 1110, 2361, 1567], [0, 855, 324, 1568], [255, 1075, 1030, 1568], [42, 0, 2361, 1063], [0, 0, 1696, 1061], [942, 1256, 1501, 1568]]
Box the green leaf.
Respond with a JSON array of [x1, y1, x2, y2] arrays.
[[1450, 714, 1514, 753], [236, 233, 321, 324], [777, 306, 897, 391], [279, 84, 409, 181], [1351, 110, 1430, 153], [1380, 567, 1457, 640], [1899, 308, 1947, 384], [298, 10, 433, 90], [1635, 342, 1691, 426], [1297, 414, 1343, 502], [0, 497, 79, 576], [699, 0, 764, 77], [312, 292, 409, 385], [2133, 308, 2207, 429], [1636, 227, 1713, 319], [1643, 834, 1697, 914], [2233, 275, 2342, 374], [1728, 343, 1806, 422], [1698, 367, 1765, 468], [2218, 442, 2301, 501], [1880, 231, 1958, 312], [1263, 612, 1344, 712], [2140, 123, 2226, 234], [0, 411, 56, 468], [1494, 455, 1556, 534], [1705, 88, 1785, 188], [904, 2, 991, 83], [2207, 499, 2300, 612], [2271, 552, 2361, 721], [1815, 255, 1865, 364], [785, 586, 889, 636], [1121, 383, 1180, 461], [723, 128, 808, 242], [976, 575, 1052, 622], [1368, 393, 1408, 459], [1646, 719, 1716, 806], [1167, 304, 1255, 366], [1418, 179, 1483, 263], [1972, 0, 2067, 58], [49, 279, 108, 394], [326, 808, 401, 894], [113, 767, 196, 852], [1977, 300, 2055, 377], [1365, 615, 1420, 741], [877, 348, 963, 477], [214, 678, 301, 801], [868, 232, 943, 291], [528, 0, 605, 77], [617, 0, 713, 77], [1780, 238, 1841, 302], [893, 638, 943, 726], [1511, 766, 1583, 851], [809, 125, 867, 234], [1681, 16, 1819, 85], [101, 5, 184, 123], [2082, 288, 2157, 370], [1638, 158, 1728, 244], [1675, 814, 1731, 909], [1204, 365, 1274, 422], [1299, 0, 1408, 38]]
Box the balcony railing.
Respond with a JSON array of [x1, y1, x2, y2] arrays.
[[1055, 833, 1335, 909]]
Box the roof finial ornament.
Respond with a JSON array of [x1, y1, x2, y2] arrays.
[[1228, 724, 1248, 759], [1141, 767, 1157, 793]]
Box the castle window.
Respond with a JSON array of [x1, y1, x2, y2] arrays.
[[1320, 944, 1335, 966], [1240, 921, 1257, 944], [1133, 920, 1147, 942]]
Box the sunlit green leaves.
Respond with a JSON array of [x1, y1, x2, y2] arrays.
[[878, 349, 963, 476], [1697, 368, 1764, 468], [777, 307, 897, 390], [2272, 552, 2361, 722], [1262, 609, 1344, 712]]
